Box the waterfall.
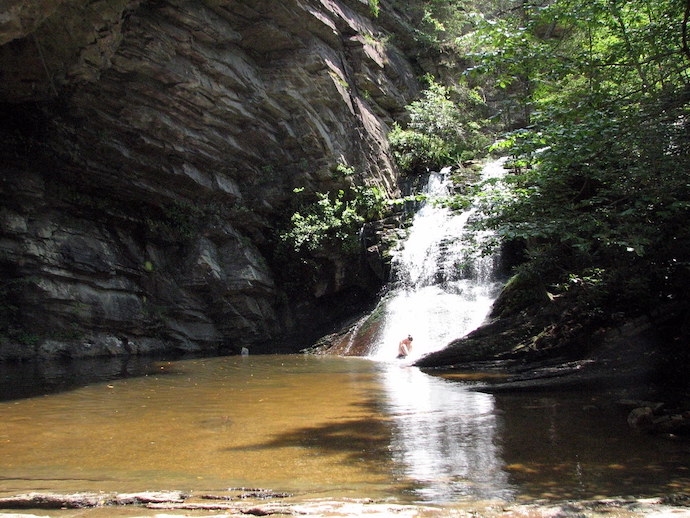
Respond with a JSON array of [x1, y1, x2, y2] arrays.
[[368, 158, 507, 361]]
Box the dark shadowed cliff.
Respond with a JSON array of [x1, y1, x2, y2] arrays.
[[0, 0, 426, 359]]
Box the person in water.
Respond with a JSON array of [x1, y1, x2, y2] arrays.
[[397, 335, 413, 358]]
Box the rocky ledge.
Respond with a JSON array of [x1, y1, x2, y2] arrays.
[[415, 273, 690, 434]]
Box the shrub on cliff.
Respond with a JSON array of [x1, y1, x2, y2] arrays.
[[280, 185, 387, 256], [389, 77, 491, 175]]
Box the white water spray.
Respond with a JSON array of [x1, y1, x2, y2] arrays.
[[369, 158, 507, 362]]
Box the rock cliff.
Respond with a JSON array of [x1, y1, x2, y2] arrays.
[[0, 0, 421, 359]]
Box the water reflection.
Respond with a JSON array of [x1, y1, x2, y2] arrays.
[[378, 363, 514, 503]]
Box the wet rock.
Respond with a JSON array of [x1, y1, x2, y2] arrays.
[[415, 270, 688, 400], [651, 413, 690, 435], [618, 399, 665, 413], [627, 408, 690, 436]]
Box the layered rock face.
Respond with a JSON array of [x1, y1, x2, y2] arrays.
[[0, 0, 420, 359]]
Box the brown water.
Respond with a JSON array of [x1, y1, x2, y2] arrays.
[[1, 355, 689, 509]]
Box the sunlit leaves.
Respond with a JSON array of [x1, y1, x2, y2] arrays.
[[450, 0, 690, 309], [281, 186, 387, 255], [389, 77, 491, 174], [464, 0, 689, 124]]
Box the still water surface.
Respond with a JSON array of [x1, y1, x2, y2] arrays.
[[1, 355, 689, 505]]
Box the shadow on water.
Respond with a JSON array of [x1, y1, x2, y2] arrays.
[[1, 354, 690, 505], [0, 355, 183, 402], [224, 397, 396, 477]]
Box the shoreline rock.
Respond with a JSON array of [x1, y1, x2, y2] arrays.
[[412, 273, 690, 434], [1, 491, 690, 517]]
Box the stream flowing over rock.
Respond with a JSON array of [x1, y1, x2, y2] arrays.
[[0, 0, 425, 359]]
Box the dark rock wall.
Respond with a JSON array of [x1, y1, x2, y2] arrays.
[[0, 0, 421, 359]]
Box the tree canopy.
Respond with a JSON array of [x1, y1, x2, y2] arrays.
[[392, 0, 690, 316]]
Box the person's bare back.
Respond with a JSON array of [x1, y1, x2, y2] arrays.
[[397, 335, 413, 358]]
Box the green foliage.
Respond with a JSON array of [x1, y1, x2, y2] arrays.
[[368, 0, 380, 17], [463, 0, 690, 125], [388, 193, 429, 207], [389, 123, 450, 174], [460, 0, 690, 312], [481, 113, 689, 305], [389, 77, 491, 174], [281, 185, 388, 256], [388, 0, 477, 48], [333, 162, 355, 178]]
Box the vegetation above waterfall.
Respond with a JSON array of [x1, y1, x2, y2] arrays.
[[476, 0, 689, 320], [389, 76, 492, 174]]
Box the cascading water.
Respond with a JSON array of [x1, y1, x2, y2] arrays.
[[364, 157, 513, 502], [369, 158, 507, 361]]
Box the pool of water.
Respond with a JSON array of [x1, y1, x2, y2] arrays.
[[1, 355, 689, 508]]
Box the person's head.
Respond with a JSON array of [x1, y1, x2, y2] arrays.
[[408, 335, 413, 341]]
